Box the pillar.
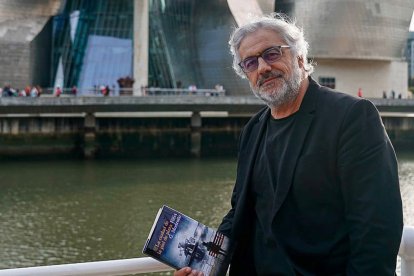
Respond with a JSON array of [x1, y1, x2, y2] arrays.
[[11, 119, 19, 135], [191, 112, 202, 157], [133, 0, 149, 96], [84, 113, 96, 158]]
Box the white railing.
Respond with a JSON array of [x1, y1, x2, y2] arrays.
[[0, 257, 171, 276], [400, 226, 414, 276], [1, 226, 413, 276], [143, 87, 226, 96]]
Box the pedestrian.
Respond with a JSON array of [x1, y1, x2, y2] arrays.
[[36, 85, 42, 97], [188, 84, 197, 95], [30, 86, 38, 97], [19, 88, 27, 97], [100, 85, 106, 96], [3, 84, 12, 97], [55, 86, 62, 97], [175, 13, 403, 276], [104, 85, 110, 96], [24, 86, 31, 96], [71, 85, 78, 96]]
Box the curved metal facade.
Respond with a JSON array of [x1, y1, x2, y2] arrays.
[[291, 0, 414, 60], [149, 0, 250, 95]]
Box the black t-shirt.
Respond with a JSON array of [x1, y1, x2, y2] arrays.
[[251, 113, 297, 275]]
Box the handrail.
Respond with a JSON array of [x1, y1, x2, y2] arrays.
[[400, 226, 414, 276], [0, 226, 413, 276], [0, 257, 171, 276]]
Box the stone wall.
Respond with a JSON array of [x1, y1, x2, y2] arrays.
[[0, 42, 30, 89], [0, 0, 62, 89]]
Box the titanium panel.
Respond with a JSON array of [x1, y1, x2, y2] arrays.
[[227, 0, 263, 26], [291, 0, 414, 60], [0, 0, 62, 42]]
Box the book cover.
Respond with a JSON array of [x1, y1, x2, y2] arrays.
[[143, 205, 233, 276]]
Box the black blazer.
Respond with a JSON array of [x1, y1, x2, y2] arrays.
[[219, 77, 403, 275]]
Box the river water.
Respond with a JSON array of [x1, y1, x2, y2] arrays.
[[0, 151, 413, 271]]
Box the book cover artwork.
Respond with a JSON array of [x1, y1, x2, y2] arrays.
[[143, 205, 232, 276]]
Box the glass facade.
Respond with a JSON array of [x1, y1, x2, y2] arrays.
[[148, 0, 196, 88], [409, 32, 414, 87], [147, 0, 244, 94], [51, 0, 246, 95], [52, 0, 133, 95]]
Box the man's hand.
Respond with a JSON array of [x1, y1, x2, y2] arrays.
[[174, 267, 204, 276]]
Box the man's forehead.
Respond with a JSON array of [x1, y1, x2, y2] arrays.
[[238, 28, 285, 55]]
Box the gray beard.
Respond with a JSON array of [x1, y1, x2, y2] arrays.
[[250, 64, 303, 109]]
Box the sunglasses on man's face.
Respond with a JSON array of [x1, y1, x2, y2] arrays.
[[238, 45, 291, 73]]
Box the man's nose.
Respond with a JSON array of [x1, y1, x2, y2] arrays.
[[257, 57, 271, 74]]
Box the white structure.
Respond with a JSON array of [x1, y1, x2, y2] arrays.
[[293, 0, 414, 98]]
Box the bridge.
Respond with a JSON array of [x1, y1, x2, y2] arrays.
[[0, 96, 413, 115], [0, 96, 413, 158]]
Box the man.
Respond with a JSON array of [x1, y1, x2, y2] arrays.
[[176, 14, 403, 276]]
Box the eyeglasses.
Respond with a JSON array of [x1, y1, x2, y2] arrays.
[[238, 45, 291, 73]]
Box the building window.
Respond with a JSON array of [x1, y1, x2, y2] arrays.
[[319, 77, 336, 89]]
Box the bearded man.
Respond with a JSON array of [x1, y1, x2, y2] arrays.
[[176, 14, 403, 276]]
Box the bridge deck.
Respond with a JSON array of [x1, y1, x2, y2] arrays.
[[0, 96, 413, 115]]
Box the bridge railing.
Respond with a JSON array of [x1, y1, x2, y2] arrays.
[[143, 87, 226, 96], [1, 87, 227, 97], [0, 86, 226, 97], [0, 226, 413, 276]]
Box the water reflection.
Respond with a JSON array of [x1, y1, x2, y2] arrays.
[[0, 153, 412, 270], [0, 158, 236, 269]]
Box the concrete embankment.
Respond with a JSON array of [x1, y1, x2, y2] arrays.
[[0, 113, 413, 159], [0, 113, 250, 158], [0, 96, 413, 158]]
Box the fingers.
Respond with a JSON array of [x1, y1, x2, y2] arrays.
[[174, 267, 204, 276], [191, 270, 204, 276], [174, 267, 191, 276]]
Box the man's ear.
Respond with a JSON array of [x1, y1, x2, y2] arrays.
[[297, 56, 304, 68]]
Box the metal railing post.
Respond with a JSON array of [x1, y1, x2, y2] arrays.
[[399, 226, 414, 276]]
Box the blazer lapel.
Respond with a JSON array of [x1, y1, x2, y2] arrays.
[[271, 78, 319, 219], [232, 108, 270, 238]]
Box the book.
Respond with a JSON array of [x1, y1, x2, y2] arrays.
[[142, 205, 233, 276]]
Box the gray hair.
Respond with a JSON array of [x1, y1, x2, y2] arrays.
[[229, 13, 314, 78]]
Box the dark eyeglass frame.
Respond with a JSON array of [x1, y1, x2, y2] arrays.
[[238, 45, 291, 73]]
